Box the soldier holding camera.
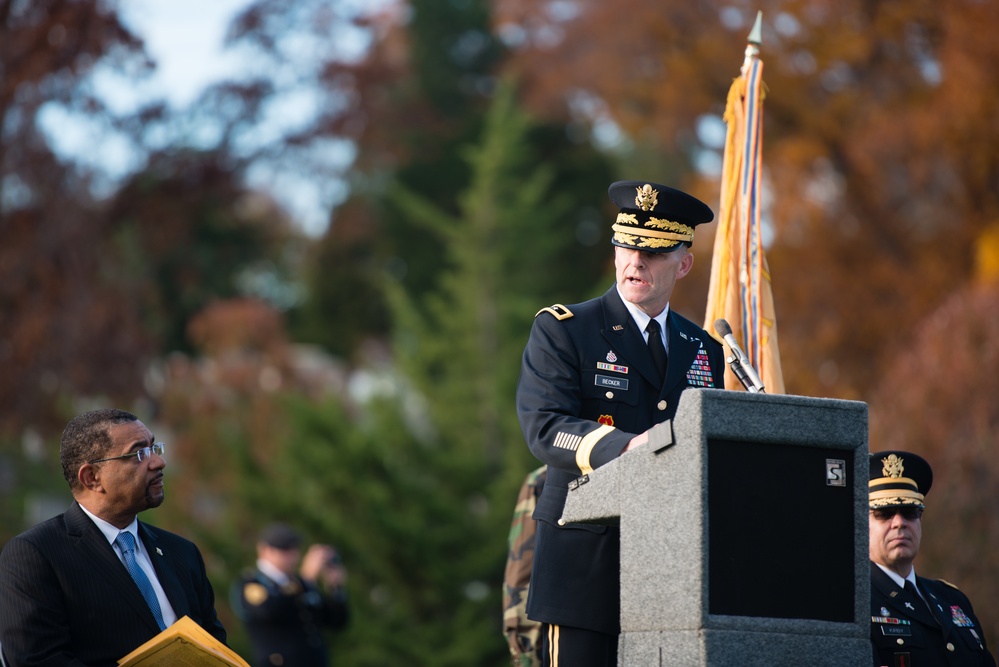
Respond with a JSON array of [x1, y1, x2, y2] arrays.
[[233, 523, 349, 667]]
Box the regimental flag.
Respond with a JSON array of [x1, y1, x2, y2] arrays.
[[704, 12, 785, 394]]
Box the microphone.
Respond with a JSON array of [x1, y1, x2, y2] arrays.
[[714, 319, 765, 393]]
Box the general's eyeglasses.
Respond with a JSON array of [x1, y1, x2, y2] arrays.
[[88, 442, 165, 465], [870, 506, 923, 522]]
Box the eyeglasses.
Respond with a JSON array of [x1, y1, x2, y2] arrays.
[[870, 506, 923, 522], [89, 442, 165, 465]]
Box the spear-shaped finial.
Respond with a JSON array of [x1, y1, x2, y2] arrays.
[[748, 10, 763, 46], [742, 10, 763, 73]]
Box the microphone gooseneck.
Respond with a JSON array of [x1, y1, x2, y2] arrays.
[[714, 319, 765, 393]]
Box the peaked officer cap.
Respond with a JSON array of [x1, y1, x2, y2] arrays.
[[869, 450, 933, 509], [608, 180, 714, 253]]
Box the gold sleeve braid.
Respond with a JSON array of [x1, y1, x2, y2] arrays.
[[575, 424, 615, 475]]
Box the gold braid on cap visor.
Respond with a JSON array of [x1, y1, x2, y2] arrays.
[[868, 476, 925, 508], [613, 213, 694, 250]]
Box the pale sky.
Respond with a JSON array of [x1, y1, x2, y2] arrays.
[[121, 0, 253, 109], [41, 0, 254, 179], [40, 0, 341, 235]]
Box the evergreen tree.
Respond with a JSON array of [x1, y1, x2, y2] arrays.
[[370, 79, 585, 664], [276, 0, 615, 359], [233, 82, 581, 666]]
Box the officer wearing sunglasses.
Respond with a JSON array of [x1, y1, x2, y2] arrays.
[[869, 450, 995, 667]]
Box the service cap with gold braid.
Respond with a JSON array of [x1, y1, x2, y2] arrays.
[[608, 180, 714, 253], [868, 450, 933, 509]]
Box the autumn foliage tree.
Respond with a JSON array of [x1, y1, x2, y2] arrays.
[[0, 0, 152, 437], [106, 149, 300, 354], [0, 2, 306, 558]]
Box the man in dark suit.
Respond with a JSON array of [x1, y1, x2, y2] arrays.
[[0, 408, 227, 667], [233, 522, 349, 667], [516, 181, 725, 667], [869, 450, 995, 667]]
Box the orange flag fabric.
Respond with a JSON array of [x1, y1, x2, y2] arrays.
[[704, 39, 785, 393]]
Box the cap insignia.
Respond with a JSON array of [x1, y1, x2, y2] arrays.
[[635, 184, 658, 211], [882, 454, 905, 479]]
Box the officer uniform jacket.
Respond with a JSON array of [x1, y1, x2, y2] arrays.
[[871, 562, 995, 667], [516, 286, 724, 634], [234, 567, 348, 667], [0, 502, 226, 667]]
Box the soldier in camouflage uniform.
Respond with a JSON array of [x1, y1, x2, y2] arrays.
[[503, 465, 547, 667]]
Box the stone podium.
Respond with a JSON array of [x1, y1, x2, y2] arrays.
[[560, 388, 870, 666]]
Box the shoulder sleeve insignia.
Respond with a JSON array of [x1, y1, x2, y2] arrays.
[[535, 304, 574, 320], [243, 582, 269, 606]]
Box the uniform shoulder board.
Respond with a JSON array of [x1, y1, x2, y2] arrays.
[[535, 304, 574, 320], [939, 579, 961, 590], [243, 581, 269, 606]]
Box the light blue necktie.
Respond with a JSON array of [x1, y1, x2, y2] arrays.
[[116, 531, 167, 631]]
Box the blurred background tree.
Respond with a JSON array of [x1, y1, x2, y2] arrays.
[[0, 0, 152, 435], [2, 0, 998, 663]]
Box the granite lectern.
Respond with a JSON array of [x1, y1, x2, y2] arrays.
[[560, 388, 870, 666]]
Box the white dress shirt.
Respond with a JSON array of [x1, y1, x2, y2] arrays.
[[79, 504, 178, 627]]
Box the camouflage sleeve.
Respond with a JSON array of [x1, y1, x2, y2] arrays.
[[503, 465, 547, 667]]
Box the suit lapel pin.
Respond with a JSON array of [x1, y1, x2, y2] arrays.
[[904, 602, 915, 611], [156, 547, 163, 556]]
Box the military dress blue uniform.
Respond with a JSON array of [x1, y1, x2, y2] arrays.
[[868, 451, 995, 667], [516, 180, 724, 666], [871, 563, 994, 667], [516, 286, 724, 637], [235, 567, 348, 667]]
